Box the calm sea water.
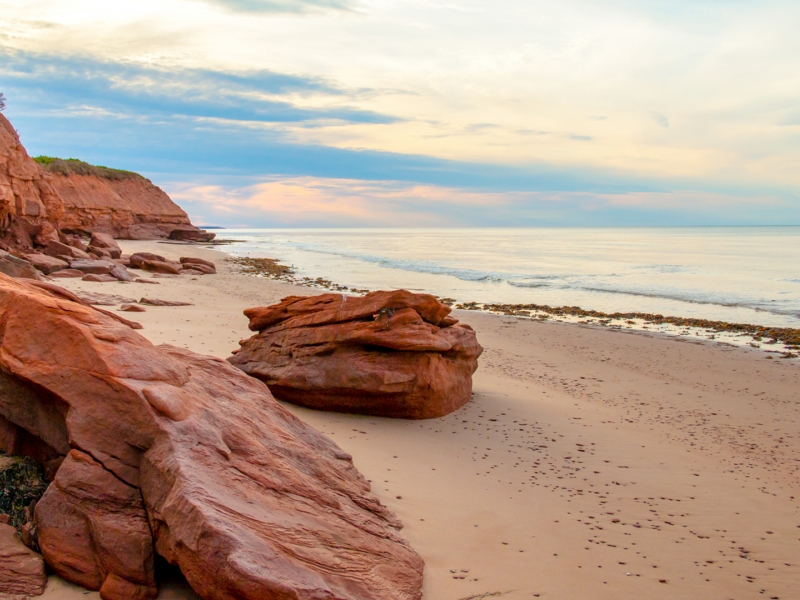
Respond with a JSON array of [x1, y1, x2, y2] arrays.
[[218, 227, 800, 328]]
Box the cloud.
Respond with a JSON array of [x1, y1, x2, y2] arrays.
[[167, 176, 799, 228], [195, 0, 354, 14], [653, 113, 670, 128], [0, 48, 394, 126]]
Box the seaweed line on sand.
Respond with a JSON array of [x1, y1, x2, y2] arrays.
[[226, 256, 800, 358], [458, 592, 512, 600]]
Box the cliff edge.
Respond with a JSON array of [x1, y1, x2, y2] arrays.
[[0, 113, 213, 247], [0, 114, 64, 247]]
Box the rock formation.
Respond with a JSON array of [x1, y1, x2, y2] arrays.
[[38, 158, 211, 241], [229, 290, 483, 419], [0, 114, 212, 246], [0, 275, 423, 600], [0, 115, 64, 249], [0, 521, 47, 597]]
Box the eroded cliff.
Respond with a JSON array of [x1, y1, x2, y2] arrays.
[[0, 115, 64, 247], [37, 158, 197, 239], [0, 113, 212, 246]]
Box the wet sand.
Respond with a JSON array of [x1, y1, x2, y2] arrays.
[[43, 240, 800, 600]]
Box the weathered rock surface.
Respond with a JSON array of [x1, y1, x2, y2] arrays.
[[49, 268, 84, 278], [26, 253, 68, 275], [0, 522, 47, 597], [140, 260, 182, 275], [46, 170, 196, 240], [129, 253, 165, 268], [0, 115, 64, 249], [89, 233, 122, 258], [109, 265, 135, 282], [0, 252, 39, 280], [82, 273, 117, 283], [0, 275, 424, 600], [139, 298, 193, 307], [229, 290, 483, 419], [70, 259, 114, 275], [167, 228, 215, 242], [44, 240, 90, 261]]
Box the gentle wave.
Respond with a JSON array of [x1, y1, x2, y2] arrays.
[[282, 240, 797, 319]]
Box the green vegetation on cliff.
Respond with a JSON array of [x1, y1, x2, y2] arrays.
[[33, 156, 142, 181]]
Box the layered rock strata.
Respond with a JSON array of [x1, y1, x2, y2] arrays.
[[0, 275, 423, 600], [0, 115, 64, 249], [1, 114, 211, 245], [229, 290, 483, 419]]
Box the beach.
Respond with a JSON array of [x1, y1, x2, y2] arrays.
[[42, 240, 800, 600]]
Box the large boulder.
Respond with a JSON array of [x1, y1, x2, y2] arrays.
[[229, 291, 483, 419], [69, 259, 115, 275], [0, 275, 423, 600], [0, 252, 39, 280], [0, 521, 47, 597], [140, 260, 182, 275], [168, 228, 215, 243], [44, 240, 91, 261], [26, 253, 69, 275]]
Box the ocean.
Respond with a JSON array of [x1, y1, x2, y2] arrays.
[[217, 227, 800, 329]]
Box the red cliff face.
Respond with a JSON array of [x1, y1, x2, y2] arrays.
[[0, 115, 64, 246], [49, 171, 194, 239], [0, 113, 210, 245]]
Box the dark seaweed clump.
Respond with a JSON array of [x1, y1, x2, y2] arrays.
[[0, 454, 48, 528]]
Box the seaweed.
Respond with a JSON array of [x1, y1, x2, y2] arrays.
[[0, 454, 48, 528]]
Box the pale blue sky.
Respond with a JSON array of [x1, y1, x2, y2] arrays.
[[1, 0, 798, 226]]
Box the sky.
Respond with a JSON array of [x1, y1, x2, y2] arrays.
[[1, 0, 799, 227]]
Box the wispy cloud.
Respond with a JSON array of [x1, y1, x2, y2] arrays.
[[168, 176, 798, 228], [195, 0, 354, 14], [0, 49, 395, 126]]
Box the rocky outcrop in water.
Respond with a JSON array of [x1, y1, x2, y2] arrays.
[[229, 290, 483, 419], [0, 275, 423, 600]]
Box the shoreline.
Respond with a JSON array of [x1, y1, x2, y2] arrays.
[[220, 251, 800, 360], [38, 240, 800, 599]]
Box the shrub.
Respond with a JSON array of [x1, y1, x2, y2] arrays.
[[33, 156, 141, 181]]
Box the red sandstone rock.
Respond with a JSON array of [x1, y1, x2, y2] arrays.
[[120, 304, 146, 312], [82, 273, 117, 283], [90, 232, 122, 255], [0, 522, 47, 597], [0, 115, 64, 250], [70, 259, 115, 275], [0, 252, 40, 280], [0, 275, 423, 600], [180, 257, 215, 270], [26, 253, 68, 275], [140, 260, 182, 275], [49, 173, 195, 240], [44, 240, 91, 261], [168, 228, 215, 242], [88, 246, 113, 260], [34, 222, 59, 247], [50, 268, 85, 278], [230, 291, 483, 419], [110, 265, 135, 282], [139, 298, 192, 307], [129, 253, 166, 268], [36, 450, 156, 599]]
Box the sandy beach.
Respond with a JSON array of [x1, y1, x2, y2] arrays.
[[40, 240, 800, 600]]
